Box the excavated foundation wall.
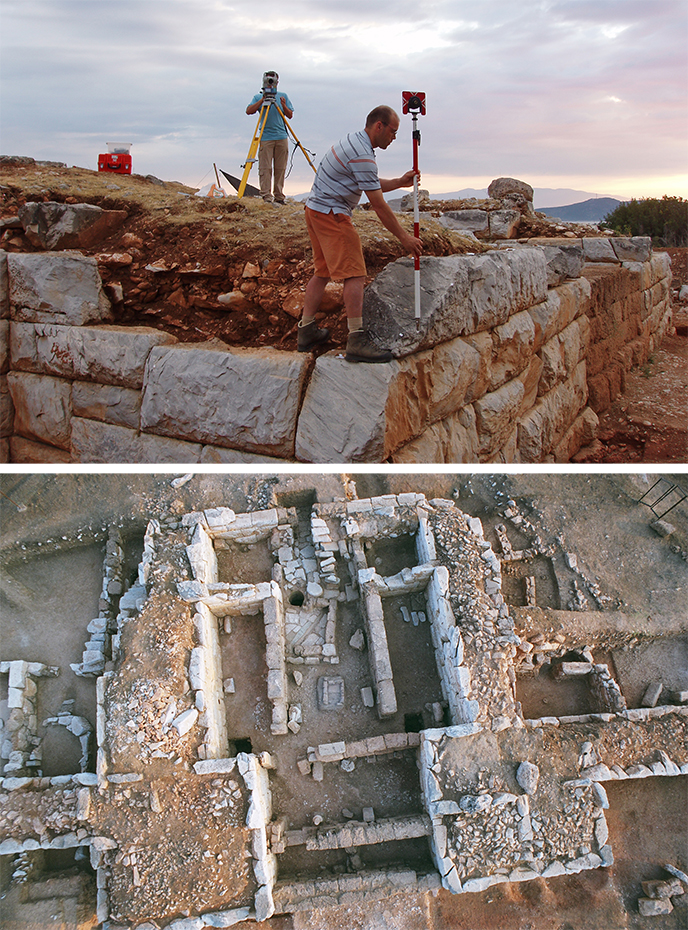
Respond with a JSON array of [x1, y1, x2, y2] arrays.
[[0, 238, 672, 464]]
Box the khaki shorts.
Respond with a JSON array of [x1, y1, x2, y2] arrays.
[[305, 206, 367, 280]]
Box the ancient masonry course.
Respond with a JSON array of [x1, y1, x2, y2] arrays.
[[1, 481, 687, 927], [0, 200, 673, 463]]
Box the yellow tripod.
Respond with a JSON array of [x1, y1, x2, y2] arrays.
[[237, 95, 317, 198]]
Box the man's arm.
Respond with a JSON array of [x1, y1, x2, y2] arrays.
[[379, 169, 418, 193], [365, 188, 422, 257], [246, 96, 264, 115], [278, 96, 293, 119]]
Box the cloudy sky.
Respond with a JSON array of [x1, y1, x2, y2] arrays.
[[1, 0, 686, 202]]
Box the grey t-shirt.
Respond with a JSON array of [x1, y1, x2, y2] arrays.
[[306, 129, 381, 215]]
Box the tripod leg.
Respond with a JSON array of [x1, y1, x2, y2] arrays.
[[273, 102, 318, 174], [238, 105, 270, 198]]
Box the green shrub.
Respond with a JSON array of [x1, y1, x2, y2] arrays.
[[602, 196, 688, 246]]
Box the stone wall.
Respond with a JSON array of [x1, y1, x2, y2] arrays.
[[0, 235, 672, 464]]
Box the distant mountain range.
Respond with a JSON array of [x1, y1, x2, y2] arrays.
[[537, 198, 623, 223]]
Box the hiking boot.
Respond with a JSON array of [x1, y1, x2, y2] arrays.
[[297, 320, 330, 352], [345, 329, 393, 363]]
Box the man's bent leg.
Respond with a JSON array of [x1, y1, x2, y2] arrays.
[[343, 275, 392, 363], [302, 275, 330, 322], [343, 276, 365, 327], [298, 274, 330, 352]]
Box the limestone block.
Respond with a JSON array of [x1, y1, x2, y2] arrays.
[[7, 371, 71, 449], [489, 209, 521, 239], [0, 319, 8, 374], [18, 202, 128, 250], [516, 355, 544, 416], [438, 210, 488, 235], [489, 309, 536, 390], [517, 362, 586, 462], [254, 884, 275, 922], [0, 375, 13, 438], [203, 907, 252, 927], [141, 344, 307, 456], [0, 251, 8, 318], [611, 237, 651, 262], [10, 321, 177, 388], [473, 377, 525, 456], [650, 250, 672, 285], [71, 417, 203, 464], [377, 679, 398, 717], [540, 245, 585, 286], [553, 405, 598, 462], [8, 253, 112, 325], [363, 251, 547, 358], [390, 403, 479, 464], [638, 897, 673, 916], [71, 381, 141, 429], [9, 435, 71, 463], [529, 278, 590, 351], [582, 239, 618, 263]]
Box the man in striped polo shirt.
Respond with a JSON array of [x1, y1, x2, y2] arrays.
[[297, 105, 423, 362]]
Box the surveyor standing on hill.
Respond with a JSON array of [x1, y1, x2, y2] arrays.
[[245, 71, 294, 204], [297, 105, 423, 363]]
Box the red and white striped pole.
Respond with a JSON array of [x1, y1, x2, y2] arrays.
[[402, 92, 426, 331]]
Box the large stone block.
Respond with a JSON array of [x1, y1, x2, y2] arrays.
[[489, 210, 521, 239], [540, 244, 585, 286], [438, 210, 488, 235], [71, 417, 203, 463], [7, 371, 71, 449], [0, 251, 8, 319], [9, 435, 71, 463], [10, 322, 177, 388], [553, 406, 599, 462], [517, 361, 587, 461], [18, 202, 128, 250], [296, 336, 485, 463], [473, 377, 525, 456], [582, 239, 619, 263], [538, 336, 566, 395], [0, 375, 13, 437], [489, 309, 536, 390], [611, 237, 651, 262], [363, 251, 548, 358], [0, 319, 9, 374], [8, 253, 112, 325], [650, 250, 672, 285], [391, 406, 479, 464], [529, 277, 589, 351], [72, 381, 141, 429], [200, 445, 291, 464], [140, 344, 308, 457]]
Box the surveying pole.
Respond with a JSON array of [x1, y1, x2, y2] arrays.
[[402, 92, 426, 331], [238, 93, 317, 199]]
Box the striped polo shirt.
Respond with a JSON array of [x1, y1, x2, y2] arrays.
[[306, 130, 380, 216]]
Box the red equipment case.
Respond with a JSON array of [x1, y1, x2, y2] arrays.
[[98, 152, 132, 174]]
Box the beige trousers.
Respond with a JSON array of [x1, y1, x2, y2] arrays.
[[258, 138, 289, 202]]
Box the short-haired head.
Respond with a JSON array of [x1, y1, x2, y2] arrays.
[[366, 105, 397, 128]]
